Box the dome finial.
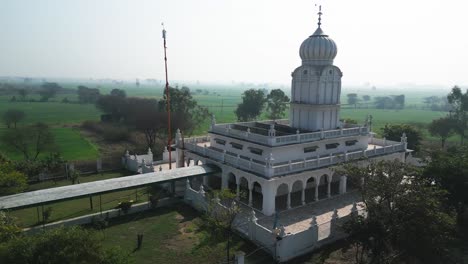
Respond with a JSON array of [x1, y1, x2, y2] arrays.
[[317, 5, 323, 28]]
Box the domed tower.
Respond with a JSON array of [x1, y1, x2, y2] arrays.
[[290, 7, 343, 131]]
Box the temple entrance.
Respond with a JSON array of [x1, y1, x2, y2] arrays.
[[290, 180, 303, 207], [275, 183, 289, 211]]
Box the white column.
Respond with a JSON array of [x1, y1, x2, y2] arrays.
[[248, 188, 253, 207], [339, 176, 347, 194], [236, 183, 240, 200], [287, 191, 291, 209], [314, 185, 319, 201], [301, 188, 306, 205], [262, 183, 275, 216], [327, 181, 331, 198]]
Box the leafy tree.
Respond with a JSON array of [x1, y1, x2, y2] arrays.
[[423, 146, 468, 223], [428, 117, 455, 148], [266, 89, 290, 120], [0, 226, 130, 264], [39, 82, 61, 101], [202, 189, 241, 263], [362, 95, 371, 108], [96, 95, 127, 122], [447, 86, 468, 145], [0, 123, 56, 161], [0, 211, 21, 243], [158, 86, 210, 136], [0, 165, 28, 195], [381, 124, 422, 151], [374, 96, 393, 109], [17, 88, 28, 101], [110, 88, 126, 98], [235, 89, 266, 122], [340, 160, 456, 263], [77, 86, 101, 104], [392, 94, 405, 109], [347, 93, 359, 108], [2, 109, 25, 128]]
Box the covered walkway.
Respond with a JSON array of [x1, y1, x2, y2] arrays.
[[0, 165, 219, 210]]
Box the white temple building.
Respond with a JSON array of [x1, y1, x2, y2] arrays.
[[176, 9, 409, 261]]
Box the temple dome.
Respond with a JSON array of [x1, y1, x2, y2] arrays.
[[299, 27, 337, 66]]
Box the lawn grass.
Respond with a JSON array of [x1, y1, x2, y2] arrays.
[[99, 203, 272, 264], [0, 127, 99, 161]]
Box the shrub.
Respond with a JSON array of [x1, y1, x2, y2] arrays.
[[102, 126, 129, 142], [117, 201, 133, 214]]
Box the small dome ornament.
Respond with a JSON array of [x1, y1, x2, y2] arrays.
[[299, 5, 338, 66]]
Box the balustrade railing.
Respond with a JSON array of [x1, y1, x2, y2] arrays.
[[184, 137, 405, 177], [210, 124, 369, 146]]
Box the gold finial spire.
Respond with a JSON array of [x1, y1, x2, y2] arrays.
[[317, 5, 323, 28]]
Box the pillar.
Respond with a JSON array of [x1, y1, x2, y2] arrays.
[[202, 175, 209, 187], [248, 188, 253, 207], [327, 180, 331, 198], [339, 176, 347, 194], [314, 185, 319, 201], [235, 251, 245, 264], [236, 183, 240, 200], [286, 190, 291, 210], [261, 184, 276, 216], [301, 187, 306, 205]]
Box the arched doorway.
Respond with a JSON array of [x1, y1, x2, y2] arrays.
[[252, 182, 263, 211], [304, 177, 316, 203], [330, 174, 341, 196], [290, 180, 303, 207], [275, 183, 289, 211], [227, 173, 237, 194], [318, 174, 329, 199], [238, 177, 249, 204]]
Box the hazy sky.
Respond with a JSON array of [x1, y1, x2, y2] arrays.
[[1, 0, 467, 86]]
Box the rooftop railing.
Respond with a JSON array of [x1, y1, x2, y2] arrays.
[[184, 136, 406, 178]]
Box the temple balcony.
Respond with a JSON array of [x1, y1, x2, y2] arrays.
[[209, 119, 369, 147], [183, 135, 407, 178]]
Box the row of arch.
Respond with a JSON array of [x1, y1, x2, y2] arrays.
[[184, 155, 349, 215]]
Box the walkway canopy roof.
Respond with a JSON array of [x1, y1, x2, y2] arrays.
[[0, 165, 218, 210]]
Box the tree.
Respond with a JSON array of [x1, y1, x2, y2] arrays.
[[17, 88, 28, 101], [77, 86, 101, 104], [423, 146, 468, 223], [96, 95, 127, 122], [347, 93, 359, 108], [0, 211, 21, 243], [428, 117, 455, 148], [158, 86, 210, 136], [392, 94, 405, 109], [0, 226, 130, 264], [203, 189, 241, 264], [235, 89, 266, 122], [447, 86, 468, 145], [0, 123, 56, 161], [362, 95, 371, 108], [2, 109, 25, 128], [381, 124, 422, 151], [110, 88, 126, 98], [39, 82, 61, 101], [0, 165, 28, 195], [266, 89, 290, 120], [339, 160, 456, 263]]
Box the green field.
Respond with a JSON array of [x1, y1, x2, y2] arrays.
[[0, 127, 99, 161]]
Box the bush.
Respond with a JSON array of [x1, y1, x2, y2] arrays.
[[102, 126, 129, 142], [117, 201, 133, 214]]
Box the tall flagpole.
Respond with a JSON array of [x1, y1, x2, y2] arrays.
[[162, 23, 172, 169]]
